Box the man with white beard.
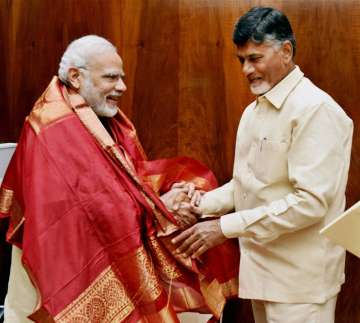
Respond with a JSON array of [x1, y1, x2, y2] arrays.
[[1, 35, 239, 322]]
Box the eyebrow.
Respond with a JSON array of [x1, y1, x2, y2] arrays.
[[236, 53, 262, 61], [103, 71, 126, 78]]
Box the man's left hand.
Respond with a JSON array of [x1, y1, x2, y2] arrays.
[[171, 219, 227, 259]]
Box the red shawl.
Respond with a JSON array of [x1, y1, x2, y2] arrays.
[[0, 77, 239, 322]]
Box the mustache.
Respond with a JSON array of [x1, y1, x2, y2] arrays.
[[106, 93, 122, 99]]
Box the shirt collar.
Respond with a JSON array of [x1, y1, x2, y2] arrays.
[[257, 65, 304, 109]]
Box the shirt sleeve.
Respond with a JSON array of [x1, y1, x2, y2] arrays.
[[199, 179, 235, 216], [220, 103, 353, 242]]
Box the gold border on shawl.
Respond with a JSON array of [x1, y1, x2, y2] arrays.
[[133, 246, 163, 301], [28, 103, 73, 135], [143, 174, 162, 194], [53, 244, 166, 322], [109, 146, 139, 182], [8, 217, 25, 243], [54, 266, 135, 323], [117, 109, 147, 160], [0, 187, 14, 213], [198, 277, 238, 318], [147, 236, 182, 280], [10, 200, 23, 227], [6, 199, 25, 243], [175, 286, 207, 311], [71, 105, 141, 184], [114, 245, 163, 304], [221, 277, 239, 298], [73, 106, 114, 149], [199, 278, 226, 319], [27, 77, 73, 135]]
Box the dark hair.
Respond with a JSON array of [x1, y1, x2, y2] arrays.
[[233, 7, 296, 57]]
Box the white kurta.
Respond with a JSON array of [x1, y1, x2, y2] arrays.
[[200, 66, 353, 303]]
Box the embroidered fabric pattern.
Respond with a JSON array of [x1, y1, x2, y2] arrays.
[[54, 267, 134, 323], [0, 187, 14, 213], [147, 236, 182, 280], [130, 246, 163, 303]]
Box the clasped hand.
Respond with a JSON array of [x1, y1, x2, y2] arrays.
[[161, 182, 227, 259], [160, 181, 203, 229]]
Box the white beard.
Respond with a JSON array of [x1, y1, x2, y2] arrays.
[[91, 103, 118, 118], [249, 81, 271, 96]]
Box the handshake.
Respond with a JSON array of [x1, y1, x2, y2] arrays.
[[160, 181, 204, 229], [161, 181, 227, 259]]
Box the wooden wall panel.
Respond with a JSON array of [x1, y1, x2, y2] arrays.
[[132, 0, 180, 158], [1, 1, 360, 322], [178, 2, 229, 178], [0, 0, 10, 143]]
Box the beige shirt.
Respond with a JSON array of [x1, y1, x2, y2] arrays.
[[200, 66, 353, 303]]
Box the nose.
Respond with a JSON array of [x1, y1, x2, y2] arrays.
[[242, 60, 254, 76], [116, 78, 127, 92]]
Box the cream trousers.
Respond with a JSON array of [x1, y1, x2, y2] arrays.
[[251, 296, 337, 323]]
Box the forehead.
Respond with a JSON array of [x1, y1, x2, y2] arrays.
[[236, 41, 276, 57], [87, 51, 124, 73]]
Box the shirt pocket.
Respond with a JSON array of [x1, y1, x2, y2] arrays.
[[248, 137, 289, 183]]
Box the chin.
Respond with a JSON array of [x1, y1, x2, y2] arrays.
[[250, 83, 271, 96], [93, 104, 118, 118]]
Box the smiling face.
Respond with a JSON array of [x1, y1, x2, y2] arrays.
[[78, 51, 127, 117], [236, 40, 294, 96]]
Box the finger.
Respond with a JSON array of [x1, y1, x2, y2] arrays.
[[171, 226, 194, 244], [184, 215, 198, 226], [172, 181, 186, 188], [190, 205, 202, 215], [179, 201, 191, 209], [172, 201, 180, 211], [182, 239, 204, 258], [172, 213, 185, 226], [176, 234, 198, 254], [195, 191, 205, 205], [190, 191, 199, 206], [191, 245, 208, 259], [178, 203, 194, 217], [174, 187, 189, 195], [186, 183, 195, 198], [177, 212, 197, 227], [177, 222, 188, 230]]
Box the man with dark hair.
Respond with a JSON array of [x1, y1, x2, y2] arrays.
[[173, 7, 353, 323]]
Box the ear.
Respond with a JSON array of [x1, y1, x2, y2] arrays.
[[281, 40, 293, 64], [67, 67, 81, 90]]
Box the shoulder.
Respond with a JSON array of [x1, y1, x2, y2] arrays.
[[241, 100, 257, 119], [288, 77, 352, 126], [28, 77, 74, 134]]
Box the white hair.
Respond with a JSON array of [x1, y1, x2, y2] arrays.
[[58, 35, 117, 84]]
